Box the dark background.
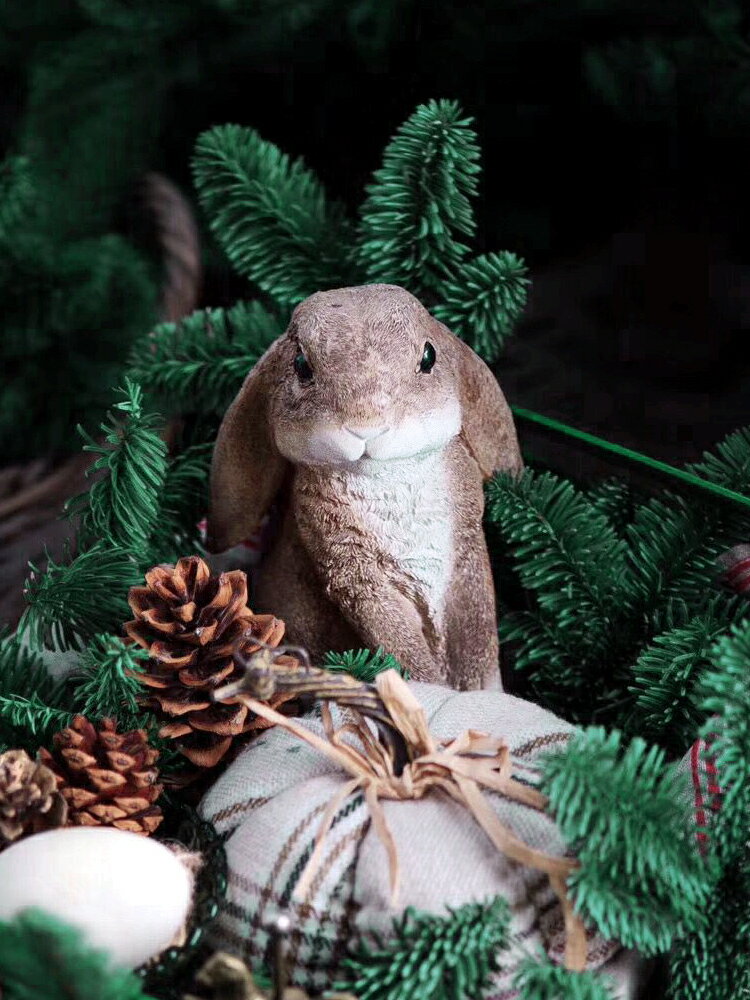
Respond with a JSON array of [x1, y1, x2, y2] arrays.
[[3, 0, 750, 476]]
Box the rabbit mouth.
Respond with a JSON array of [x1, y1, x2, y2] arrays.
[[276, 403, 460, 467]]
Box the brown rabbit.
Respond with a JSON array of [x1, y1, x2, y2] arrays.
[[207, 284, 522, 689]]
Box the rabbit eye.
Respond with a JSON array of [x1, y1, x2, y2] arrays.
[[418, 341, 436, 374], [294, 350, 313, 383]]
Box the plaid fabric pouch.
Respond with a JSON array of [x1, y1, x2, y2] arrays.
[[199, 683, 665, 998]]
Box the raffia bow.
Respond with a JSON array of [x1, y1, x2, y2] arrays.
[[215, 663, 588, 971]]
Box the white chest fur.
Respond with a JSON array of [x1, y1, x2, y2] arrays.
[[338, 452, 454, 616]]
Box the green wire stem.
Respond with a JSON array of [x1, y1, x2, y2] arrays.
[[511, 405, 750, 512]]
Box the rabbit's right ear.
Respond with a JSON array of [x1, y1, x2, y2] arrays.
[[206, 339, 289, 553]]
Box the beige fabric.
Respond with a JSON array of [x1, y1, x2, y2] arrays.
[[200, 681, 649, 997]]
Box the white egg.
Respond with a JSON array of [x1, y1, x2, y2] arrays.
[[0, 827, 193, 968]]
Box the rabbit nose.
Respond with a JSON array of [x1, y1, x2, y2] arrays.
[[345, 424, 387, 441]]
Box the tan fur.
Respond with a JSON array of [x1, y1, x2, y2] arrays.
[[207, 284, 522, 689]]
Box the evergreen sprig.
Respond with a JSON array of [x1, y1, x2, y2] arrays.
[[0, 630, 60, 705], [488, 470, 629, 712], [357, 99, 480, 299], [0, 695, 73, 753], [338, 898, 510, 1000], [67, 379, 168, 554], [540, 727, 713, 954], [699, 620, 750, 865], [628, 610, 730, 753], [126, 302, 282, 417], [322, 647, 407, 682], [193, 124, 354, 310], [148, 442, 213, 564], [584, 479, 639, 538], [71, 634, 150, 727], [0, 909, 154, 1000], [432, 251, 530, 362], [668, 850, 750, 1000], [19, 544, 141, 651], [513, 955, 614, 1000]]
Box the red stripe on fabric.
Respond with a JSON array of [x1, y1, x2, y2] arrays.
[[691, 738, 709, 852], [724, 557, 750, 582]]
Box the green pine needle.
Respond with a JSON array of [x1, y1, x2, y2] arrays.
[[688, 424, 750, 490], [127, 302, 282, 417], [0, 630, 60, 704], [71, 634, 150, 727], [0, 695, 73, 753], [67, 379, 168, 554], [146, 442, 212, 565], [0, 154, 35, 241], [193, 125, 355, 310], [513, 954, 615, 1000], [628, 611, 731, 753], [322, 647, 408, 682], [699, 620, 750, 865], [19, 543, 142, 651], [338, 898, 510, 1000], [584, 479, 639, 537], [625, 493, 719, 615], [668, 850, 750, 1000], [540, 727, 714, 954], [0, 909, 154, 1000], [0, 630, 71, 751], [432, 251, 530, 362], [486, 469, 627, 657], [356, 99, 480, 299]]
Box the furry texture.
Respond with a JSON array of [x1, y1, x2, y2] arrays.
[[208, 284, 521, 688]]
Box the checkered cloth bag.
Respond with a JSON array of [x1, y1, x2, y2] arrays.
[[199, 681, 664, 998]]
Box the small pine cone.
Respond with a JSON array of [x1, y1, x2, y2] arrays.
[[0, 750, 67, 848], [125, 556, 296, 769], [39, 716, 163, 835]]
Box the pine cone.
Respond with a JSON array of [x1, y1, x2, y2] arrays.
[[0, 749, 67, 848], [125, 556, 295, 769], [38, 716, 163, 835]]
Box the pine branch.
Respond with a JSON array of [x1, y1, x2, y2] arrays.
[[584, 479, 640, 538], [699, 620, 750, 865], [70, 635, 150, 728], [688, 425, 750, 490], [322, 647, 408, 682], [338, 898, 510, 1000], [628, 610, 732, 754], [513, 955, 615, 1000], [192, 124, 355, 310], [127, 302, 282, 417], [0, 630, 60, 704], [0, 154, 35, 242], [67, 379, 168, 554], [668, 849, 750, 1000], [356, 99, 480, 299], [486, 470, 628, 661], [19, 544, 142, 651], [0, 695, 73, 753], [500, 609, 600, 719], [432, 251, 529, 362], [0, 630, 71, 753], [626, 427, 750, 616], [540, 727, 714, 954], [0, 909, 154, 1000], [625, 493, 720, 615], [146, 442, 212, 565]]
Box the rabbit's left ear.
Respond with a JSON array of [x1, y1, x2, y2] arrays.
[[436, 321, 522, 478], [206, 338, 289, 552]]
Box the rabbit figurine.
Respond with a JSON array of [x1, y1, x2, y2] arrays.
[[207, 284, 522, 689]]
